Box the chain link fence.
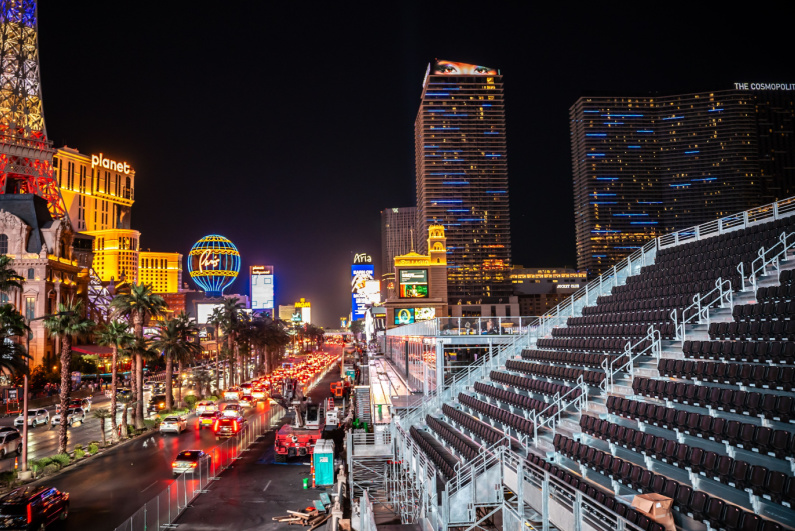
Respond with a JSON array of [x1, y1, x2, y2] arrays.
[[112, 404, 284, 531]]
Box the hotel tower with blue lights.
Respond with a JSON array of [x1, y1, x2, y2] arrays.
[[571, 86, 795, 275], [415, 60, 512, 308]]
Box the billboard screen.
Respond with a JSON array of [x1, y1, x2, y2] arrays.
[[399, 269, 428, 298], [432, 60, 497, 76], [414, 307, 436, 321], [196, 303, 223, 325], [394, 308, 415, 325], [250, 265, 274, 310], [351, 264, 375, 321]]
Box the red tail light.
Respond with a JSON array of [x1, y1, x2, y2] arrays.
[[190, 462, 197, 467], [26, 503, 32, 524], [172, 461, 178, 467], [233, 420, 239, 431], [213, 420, 219, 431]]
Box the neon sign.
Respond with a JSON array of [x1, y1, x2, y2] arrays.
[[91, 153, 131, 174], [188, 234, 241, 298], [353, 253, 372, 264]]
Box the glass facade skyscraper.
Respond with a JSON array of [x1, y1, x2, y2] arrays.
[[381, 207, 417, 277], [571, 87, 795, 275], [415, 60, 512, 305]]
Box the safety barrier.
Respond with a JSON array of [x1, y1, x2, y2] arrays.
[[111, 404, 284, 531], [739, 231, 795, 293]]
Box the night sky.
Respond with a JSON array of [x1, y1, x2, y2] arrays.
[[36, 2, 794, 327]]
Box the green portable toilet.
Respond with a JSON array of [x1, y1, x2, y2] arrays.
[[313, 440, 335, 486]]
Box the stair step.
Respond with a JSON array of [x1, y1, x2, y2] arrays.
[[588, 402, 607, 415]]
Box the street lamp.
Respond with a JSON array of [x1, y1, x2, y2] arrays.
[[20, 310, 73, 478]]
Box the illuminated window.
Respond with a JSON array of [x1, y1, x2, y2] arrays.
[[25, 297, 35, 321]]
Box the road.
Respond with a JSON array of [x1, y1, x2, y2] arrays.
[[14, 346, 342, 531], [173, 365, 343, 530]]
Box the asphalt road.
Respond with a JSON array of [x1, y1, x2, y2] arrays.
[[173, 365, 343, 530], [12, 347, 342, 531]]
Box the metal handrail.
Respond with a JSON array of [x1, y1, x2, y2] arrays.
[[600, 326, 661, 394], [671, 278, 733, 341], [738, 232, 795, 293], [531, 375, 588, 447]]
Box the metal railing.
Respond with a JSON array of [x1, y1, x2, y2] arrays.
[[112, 405, 284, 531], [657, 196, 795, 249], [359, 491, 378, 531], [600, 326, 661, 394], [739, 231, 795, 293], [671, 278, 733, 342], [531, 375, 589, 448]]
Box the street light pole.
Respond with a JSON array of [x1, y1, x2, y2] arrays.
[[20, 311, 73, 477]]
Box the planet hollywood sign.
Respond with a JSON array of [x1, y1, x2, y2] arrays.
[[91, 153, 131, 174]]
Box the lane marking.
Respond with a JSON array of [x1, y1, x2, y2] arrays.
[[141, 481, 157, 493], [263, 480, 272, 492]]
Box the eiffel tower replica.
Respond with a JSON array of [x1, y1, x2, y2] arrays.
[[0, 0, 66, 218]]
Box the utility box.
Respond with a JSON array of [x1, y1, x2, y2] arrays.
[[313, 440, 335, 486]]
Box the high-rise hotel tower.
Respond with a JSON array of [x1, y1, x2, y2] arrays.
[[571, 85, 795, 275], [415, 60, 512, 305]]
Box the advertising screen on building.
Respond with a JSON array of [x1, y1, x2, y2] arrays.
[[394, 308, 415, 325], [250, 265, 274, 311], [196, 303, 224, 325], [351, 264, 375, 321], [414, 307, 436, 321], [399, 269, 428, 298], [432, 60, 497, 76]]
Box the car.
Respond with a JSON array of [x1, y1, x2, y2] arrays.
[[195, 401, 218, 415], [223, 389, 242, 401], [147, 394, 174, 414], [171, 450, 209, 475], [51, 408, 85, 427], [0, 427, 19, 438], [221, 404, 242, 418], [68, 397, 91, 413], [159, 416, 187, 435], [14, 409, 49, 428], [238, 395, 256, 408], [0, 486, 69, 530], [196, 412, 219, 430], [0, 432, 21, 459], [212, 417, 243, 439]]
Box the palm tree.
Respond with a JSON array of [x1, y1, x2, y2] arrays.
[[0, 304, 30, 378], [151, 318, 202, 410], [110, 283, 167, 429], [43, 298, 95, 454], [95, 321, 134, 441], [208, 307, 225, 391], [173, 312, 200, 405], [0, 255, 24, 296], [91, 408, 113, 446], [220, 298, 244, 386], [117, 394, 135, 439]]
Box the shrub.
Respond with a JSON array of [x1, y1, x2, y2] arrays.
[[51, 453, 71, 467], [143, 419, 157, 430], [35, 457, 53, 470], [42, 464, 59, 476], [208, 395, 218, 402], [73, 444, 83, 453], [184, 395, 198, 410], [74, 448, 85, 459], [0, 471, 16, 487], [87, 443, 99, 454]]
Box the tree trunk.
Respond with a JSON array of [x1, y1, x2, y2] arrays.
[[134, 315, 145, 430], [177, 360, 184, 408], [164, 352, 173, 411], [228, 332, 235, 386], [120, 404, 128, 439], [58, 336, 72, 455], [111, 345, 118, 441], [215, 349, 219, 395], [129, 353, 137, 428]]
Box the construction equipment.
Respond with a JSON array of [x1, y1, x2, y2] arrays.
[[274, 398, 324, 462]]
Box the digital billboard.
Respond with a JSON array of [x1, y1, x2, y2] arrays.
[[351, 263, 375, 321], [414, 307, 436, 321], [197, 303, 223, 325], [250, 265, 274, 311], [399, 269, 428, 298], [433, 60, 497, 76], [394, 308, 415, 325]]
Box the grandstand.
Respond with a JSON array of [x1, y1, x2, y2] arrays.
[[372, 197, 795, 531]]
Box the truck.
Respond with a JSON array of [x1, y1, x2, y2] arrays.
[[274, 398, 324, 462]]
